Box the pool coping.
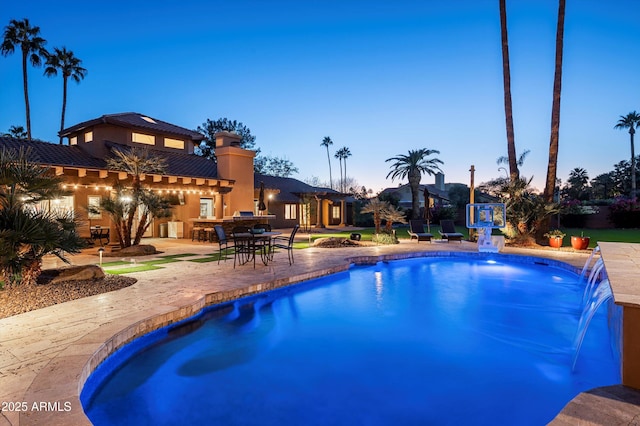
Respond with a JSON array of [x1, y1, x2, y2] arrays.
[[3, 243, 636, 425]]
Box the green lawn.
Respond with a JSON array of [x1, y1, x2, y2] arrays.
[[306, 226, 640, 249]]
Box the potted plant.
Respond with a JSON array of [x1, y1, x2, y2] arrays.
[[544, 229, 566, 248], [570, 231, 590, 250]]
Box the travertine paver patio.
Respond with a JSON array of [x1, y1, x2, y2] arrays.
[[0, 234, 635, 425]]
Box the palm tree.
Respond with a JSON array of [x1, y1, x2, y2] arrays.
[[614, 111, 640, 199], [360, 198, 388, 234], [342, 147, 351, 191], [44, 47, 87, 144], [385, 149, 443, 219], [321, 136, 334, 189], [0, 146, 85, 287], [543, 0, 566, 207], [334, 146, 351, 192], [499, 0, 519, 181], [4, 125, 27, 138], [334, 149, 344, 192], [100, 147, 173, 247], [1, 18, 47, 141]]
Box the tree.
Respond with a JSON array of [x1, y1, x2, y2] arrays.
[[360, 197, 388, 234], [0, 146, 85, 287], [614, 111, 640, 199], [254, 155, 299, 177], [542, 0, 566, 209], [590, 172, 618, 199], [380, 203, 407, 232], [334, 146, 351, 192], [4, 125, 27, 138], [499, 0, 519, 181], [1, 18, 47, 141], [385, 149, 443, 220], [195, 118, 257, 162], [320, 136, 334, 189], [44, 47, 87, 144], [96, 147, 173, 248], [564, 167, 589, 200]]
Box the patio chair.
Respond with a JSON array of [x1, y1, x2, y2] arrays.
[[272, 224, 300, 265], [408, 220, 433, 243], [439, 220, 464, 243], [214, 225, 234, 264], [253, 223, 272, 232], [231, 226, 267, 268]]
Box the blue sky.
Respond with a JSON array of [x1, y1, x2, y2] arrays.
[[2, 0, 639, 194]]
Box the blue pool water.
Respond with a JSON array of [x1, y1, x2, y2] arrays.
[[81, 256, 621, 425]]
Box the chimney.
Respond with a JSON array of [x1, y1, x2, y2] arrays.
[[435, 172, 445, 191], [215, 131, 255, 215]]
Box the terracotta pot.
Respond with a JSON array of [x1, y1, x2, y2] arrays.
[[571, 236, 590, 250], [548, 236, 564, 248]]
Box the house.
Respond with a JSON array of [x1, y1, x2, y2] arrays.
[[378, 173, 451, 211], [0, 112, 349, 241], [254, 174, 352, 229]]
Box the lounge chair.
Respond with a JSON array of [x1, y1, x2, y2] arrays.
[[408, 220, 433, 243], [439, 220, 464, 243]]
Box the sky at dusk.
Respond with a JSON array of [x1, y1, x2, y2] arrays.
[[2, 0, 640, 194]]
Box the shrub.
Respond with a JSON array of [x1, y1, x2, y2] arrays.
[[608, 197, 640, 228], [372, 231, 399, 245]]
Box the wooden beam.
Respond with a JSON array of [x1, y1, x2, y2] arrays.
[[139, 174, 146, 181], [182, 177, 192, 185], [118, 172, 128, 180], [99, 170, 108, 179], [168, 176, 178, 184], [196, 178, 205, 186], [152, 174, 162, 183], [78, 168, 87, 178], [55, 167, 64, 176]]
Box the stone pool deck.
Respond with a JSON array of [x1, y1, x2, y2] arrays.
[[0, 235, 637, 425]]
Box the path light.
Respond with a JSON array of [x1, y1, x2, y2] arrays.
[[98, 247, 105, 266]]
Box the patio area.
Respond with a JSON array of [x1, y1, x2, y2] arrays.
[[0, 232, 637, 425]]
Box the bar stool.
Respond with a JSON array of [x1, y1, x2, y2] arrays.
[[192, 226, 204, 241], [203, 227, 215, 242]]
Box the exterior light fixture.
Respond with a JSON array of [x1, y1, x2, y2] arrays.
[[98, 247, 105, 266]]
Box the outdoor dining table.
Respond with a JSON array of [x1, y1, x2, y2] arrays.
[[232, 230, 282, 267]]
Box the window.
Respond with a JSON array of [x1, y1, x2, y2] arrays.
[[332, 205, 341, 219], [200, 198, 214, 218], [164, 137, 184, 149], [300, 203, 310, 225], [132, 132, 155, 145], [69, 136, 77, 145], [88, 196, 102, 219], [30, 196, 75, 218], [84, 131, 93, 143], [284, 204, 297, 220]]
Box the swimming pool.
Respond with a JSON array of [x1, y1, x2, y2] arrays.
[[81, 255, 621, 425]]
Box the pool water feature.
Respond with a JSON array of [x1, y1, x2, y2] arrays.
[[81, 256, 621, 425]]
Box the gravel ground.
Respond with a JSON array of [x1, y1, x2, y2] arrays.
[[0, 275, 137, 319]]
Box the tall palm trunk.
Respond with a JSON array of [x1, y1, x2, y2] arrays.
[[543, 0, 566, 205], [326, 147, 333, 189], [338, 158, 344, 192], [409, 170, 421, 220], [630, 127, 637, 199], [59, 75, 68, 144], [21, 48, 32, 141], [500, 0, 519, 181]]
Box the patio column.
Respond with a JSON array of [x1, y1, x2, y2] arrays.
[[215, 193, 223, 219], [339, 199, 346, 227], [315, 196, 324, 228]]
